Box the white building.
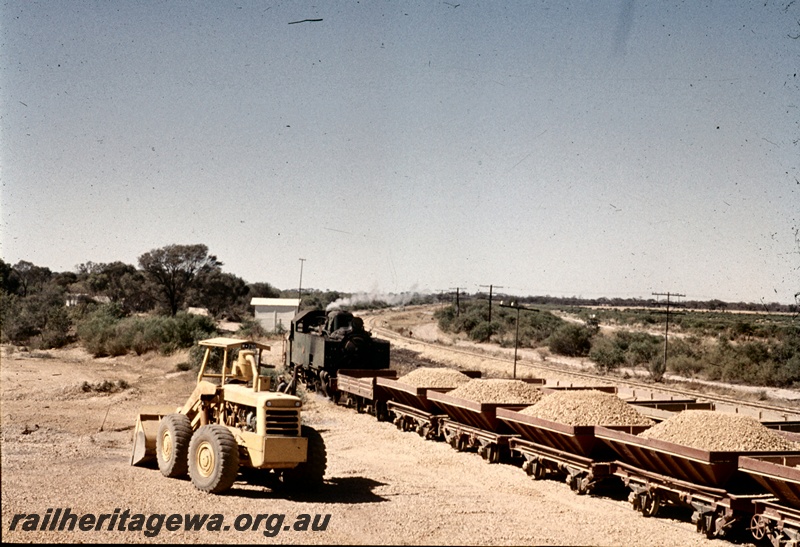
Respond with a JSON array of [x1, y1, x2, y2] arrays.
[[251, 298, 300, 332]]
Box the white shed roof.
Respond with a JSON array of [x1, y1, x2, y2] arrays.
[[250, 297, 301, 307]]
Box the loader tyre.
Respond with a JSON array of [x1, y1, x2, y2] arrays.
[[188, 425, 239, 493], [281, 425, 327, 490], [157, 414, 192, 478]]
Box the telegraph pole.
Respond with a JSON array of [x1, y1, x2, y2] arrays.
[[297, 258, 306, 313], [652, 291, 684, 381], [450, 287, 466, 316], [479, 284, 505, 323], [499, 301, 538, 379]]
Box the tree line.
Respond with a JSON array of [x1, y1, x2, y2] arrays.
[[0, 243, 332, 351]]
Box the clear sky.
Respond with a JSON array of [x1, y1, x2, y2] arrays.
[[2, 1, 798, 304]]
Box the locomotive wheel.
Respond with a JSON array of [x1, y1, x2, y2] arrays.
[[319, 371, 331, 398], [157, 414, 193, 478], [188, 425, 240, 494], [750, 514, 768, 541]]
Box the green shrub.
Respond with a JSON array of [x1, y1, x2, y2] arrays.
[[237, 317, 269, 339], [76, 306, 216, 357], [547, 324, 593, 357], [0, 287, 73, 348], [667, 354, 704, 377], [469, 321, 498, 343], [589, 336, 625, 372]]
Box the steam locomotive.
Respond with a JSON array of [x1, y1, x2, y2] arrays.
[[283, 309, 390, 397]]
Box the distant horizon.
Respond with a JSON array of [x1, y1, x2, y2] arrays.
[[5, 254, 797, 308]]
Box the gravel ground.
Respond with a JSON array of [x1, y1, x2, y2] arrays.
[[1, 328, 732, 546]]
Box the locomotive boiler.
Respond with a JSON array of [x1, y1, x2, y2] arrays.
[[283, 309, 390, 397]]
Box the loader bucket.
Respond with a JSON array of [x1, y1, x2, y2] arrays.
[[130, 405, 180, 467]]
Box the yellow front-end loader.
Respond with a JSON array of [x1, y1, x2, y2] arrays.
[[131, 337, 325, 494]]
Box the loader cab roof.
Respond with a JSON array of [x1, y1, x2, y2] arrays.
[[198, 337, 271, 351]]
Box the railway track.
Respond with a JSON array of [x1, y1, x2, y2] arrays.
[[366, 316, 800, 423]]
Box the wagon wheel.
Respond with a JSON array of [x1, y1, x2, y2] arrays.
[[640, 492, 660, 518], [701, 513, 717, 539], [528, 460, 545, 480], [481, 444, 499, 464], [375, 401, 389, 422], [574, 475, 591, 496], [417, 424, 430, 438], [425, 426, 439, 441], [749, 514, 768, 541]]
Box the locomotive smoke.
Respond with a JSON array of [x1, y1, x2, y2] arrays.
[[326, 291, 424, 311]]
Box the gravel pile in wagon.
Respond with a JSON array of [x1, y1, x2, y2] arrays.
[[519, 389, 655, 426], [397, 367, 472, 388], [637, 410, 800, 452], [445, 379, 543, 405]]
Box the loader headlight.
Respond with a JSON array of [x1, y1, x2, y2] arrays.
[[266, 401, 272, 407], [295, 401, 301, 407]]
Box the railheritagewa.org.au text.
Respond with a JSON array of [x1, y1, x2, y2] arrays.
[[9, 508, 331, 538]]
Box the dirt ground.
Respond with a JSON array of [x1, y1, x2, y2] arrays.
[[0, 308, 749, 545]]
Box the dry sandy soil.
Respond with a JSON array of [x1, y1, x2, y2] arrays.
[[0, 307, 751, 545]]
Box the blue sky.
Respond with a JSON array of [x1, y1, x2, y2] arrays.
[[2, 1, 798, 303]]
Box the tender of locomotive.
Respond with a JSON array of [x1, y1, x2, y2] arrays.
[[283, 309, 390, 397]]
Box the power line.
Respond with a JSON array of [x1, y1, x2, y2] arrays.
[[297, 258, 306, 313], [449, 287, 467, 316], [499, 300, 539, 379], [478, 284, 505, 323], [651, 291, 685, 381]]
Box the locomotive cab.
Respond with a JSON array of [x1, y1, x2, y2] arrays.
[[284, 308, 390, 398]]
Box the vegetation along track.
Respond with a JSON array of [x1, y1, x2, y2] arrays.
[[366, 316, 800, 422]]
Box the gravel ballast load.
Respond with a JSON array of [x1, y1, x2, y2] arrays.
[[519, 390, 655, 426], [445, 379, 544, 405], [397, 367, 472, 388], [638, 410, 800, 452]]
